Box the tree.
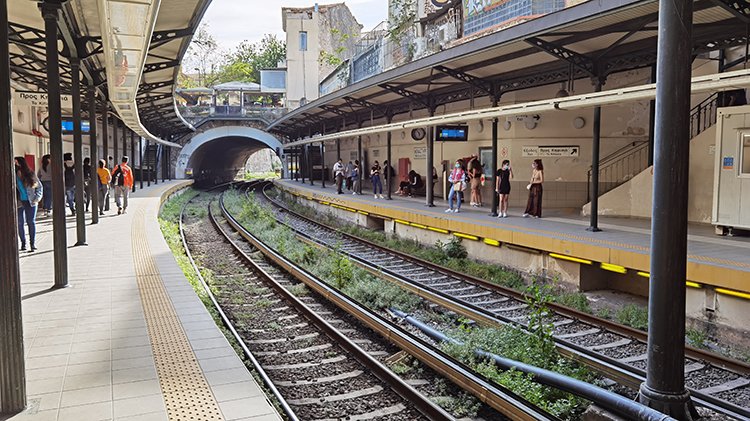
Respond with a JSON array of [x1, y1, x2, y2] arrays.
[[215, 34, 286, 84], [182, 22, 222, 87]]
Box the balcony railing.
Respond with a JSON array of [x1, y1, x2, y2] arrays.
[[176, 104, 288, 127]]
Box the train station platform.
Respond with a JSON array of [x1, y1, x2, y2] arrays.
[[274, 179, 750, 295], [11, 181, 281, 421]]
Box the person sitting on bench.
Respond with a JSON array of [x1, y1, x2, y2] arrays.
[[398, 170, 423, 196]]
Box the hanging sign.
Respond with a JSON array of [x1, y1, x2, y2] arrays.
[[14, 91, 73, 108], [522, 145, 579, 157]]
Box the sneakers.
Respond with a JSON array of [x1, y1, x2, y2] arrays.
[[352, 192, 357, 195], [522, 213, 529, 218], [379, 194, 384, 199], [20, 244, 26, 251], [117, 207, 122, 215], [99, 211, 104, 216], [445, 209, 453, 213], [454, 209, 460, 213], [30, 245, 37, 252], [374, 194, 378, 198], [503, 212, 507, 218]]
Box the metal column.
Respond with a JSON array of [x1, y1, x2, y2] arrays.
[[42, 0, 68, 288], [426, 125, 435, 207], [308, 145, 314, 186], [112, 120, 118, 165], [587, 80, 603, 233], [146, 139, 151, 187], [301, 146, 307, 184], [336, 138, 341, 160], [319, 142, 325, 188], [386, 116, 392, 200], [139, 137, 143, 189], [648, 65, 657, 167], [121, 120, 126, 167], [0, 0, 26, 411], [101, 100, 109, 211], [637, 0, 699, 418], [71, 58, 86, 245], [130, 132, 136, 193], [357, 136, 362, 194], [153, 144, 158, 185], [490, 117, 499, 216], [87, 81, 99, 224]]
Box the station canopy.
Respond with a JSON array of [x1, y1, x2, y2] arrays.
[[267, 0, 750, 141], [7, 0, 212, 144]]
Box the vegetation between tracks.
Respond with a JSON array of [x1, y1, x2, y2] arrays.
[[227, 188, 595, 420]]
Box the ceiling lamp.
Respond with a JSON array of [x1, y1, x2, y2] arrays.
[[555, 82, 569, 98]]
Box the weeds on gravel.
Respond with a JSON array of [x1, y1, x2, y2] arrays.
[[288, 283, 310, 296], [555, 291, 592, 314], [430, 379, 481, 418], [223, 189, 420, 313], [615, 304, 648, 330], [686, 328, 707, 349]]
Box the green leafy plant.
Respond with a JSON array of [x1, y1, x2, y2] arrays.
[[615, 304, 648, 330], [686, 328, 707, 349], [556, 292, 591, 314]]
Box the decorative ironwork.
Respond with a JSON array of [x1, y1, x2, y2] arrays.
[[433, 65, 493, 95], [525, 36, 595, 77]]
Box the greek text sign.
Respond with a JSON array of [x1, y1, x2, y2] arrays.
[[414, 147, 426, 159], [14, 91, 72, 108], [522, 145, 579, 157]]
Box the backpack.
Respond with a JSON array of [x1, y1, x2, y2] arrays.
[[111, 165, 124, 186], [64, 163, 75, 188]]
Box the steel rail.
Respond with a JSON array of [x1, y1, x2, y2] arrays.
[[218, 190, 559, 421], [177, 183, 299, 421], [260, 182, 750, 420]]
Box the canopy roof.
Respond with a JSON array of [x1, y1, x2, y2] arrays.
[[268, 0, 750, 140], [213, 81, 262, 91]]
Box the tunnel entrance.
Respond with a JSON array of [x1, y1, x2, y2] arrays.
[[176, 126, 282, 184]]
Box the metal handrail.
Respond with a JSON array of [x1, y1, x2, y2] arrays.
[[689, 92, 719, 139]]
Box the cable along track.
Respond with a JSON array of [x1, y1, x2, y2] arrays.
[[259, 182, 750, 421], [180, 187, 557, 421]]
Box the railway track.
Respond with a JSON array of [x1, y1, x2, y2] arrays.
[[179, 186, 558, 421], [258, 182, 750, 421]]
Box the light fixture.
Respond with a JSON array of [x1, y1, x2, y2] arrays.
[[555, 82, 569, 98]]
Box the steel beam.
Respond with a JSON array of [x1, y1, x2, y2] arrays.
[[139, 136, 144, 190], [71, 58, 86, 245], [357, 135, 362, 195], [146, 139, 150, 187], [433, 65, 493, 96], [0, 0, 26, 412], [87, 81, 99, 224], [638, 0, 699, 418], [386, 115, 392, 200], [709, 0, 750, 22], [525, 36, 595, 77], [489, 94, 500, 217], [426, 108, 436, 207], [320, 142, 325, 188], [42, 0, 69, 289], [131, 131, 136, 193]]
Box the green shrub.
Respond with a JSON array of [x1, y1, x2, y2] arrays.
[[556, 292, 591, 314], [615, 304, 648, 330]]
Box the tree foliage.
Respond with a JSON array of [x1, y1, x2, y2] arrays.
[[180, 25, 286, 88]]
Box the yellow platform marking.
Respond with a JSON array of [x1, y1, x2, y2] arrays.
[[132, 209, 224, 421]]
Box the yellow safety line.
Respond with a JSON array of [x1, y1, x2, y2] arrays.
[[453, 232, 479, 241], [483, 238, 501, 247], [715, 287, 750, 300], [132, 209, 224, 421], [549, 253, 592, 265], [600, 263, 627, 274]]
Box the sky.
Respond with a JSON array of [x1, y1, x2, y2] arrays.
[[200, 0, 388, 50]]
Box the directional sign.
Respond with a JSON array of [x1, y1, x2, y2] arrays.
[[14, 91, 72, 108], [522, 145, 579, 157]]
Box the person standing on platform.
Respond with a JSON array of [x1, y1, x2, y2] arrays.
[[446, 160, 466, 213], [345, 161, 353, 191], [63, 152, 76, 216], [111, 156, 133, 215], [496, 160, 513, 218], [383, 160, 395, 192], [15, 157, 43, 252], [371, 160, 383, 198], [333, 158, 345, 194], [523, 159, 544, 218], [83, 157, 92, 213], [104, 155, 113, 211], [467, 154, 483, 207], [351, 160, 360, 195], [37, 154, 53, 217], [97, 159, 111, 216]]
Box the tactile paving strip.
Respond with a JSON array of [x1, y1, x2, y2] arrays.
[[132, 209, 224, 421]]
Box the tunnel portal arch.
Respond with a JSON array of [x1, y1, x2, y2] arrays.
[[176, 126, 283, 180]]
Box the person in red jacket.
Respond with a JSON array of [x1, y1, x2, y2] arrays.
[[111, 156, 133, 215]]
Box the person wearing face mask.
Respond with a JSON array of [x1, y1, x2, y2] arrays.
[[495, 160, 513, 218], [446, 160, 466, 213], [523, 159, 544, 218], [370, 160, 383, 198], [15, 157, 43, 252]]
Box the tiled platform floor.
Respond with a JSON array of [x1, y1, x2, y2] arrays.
[[9, 181, 281, 421], [276, 179, 750, 276]]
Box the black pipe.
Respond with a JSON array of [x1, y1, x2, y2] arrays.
[[301, 145, 306, 184], [639, 0, 698, 418], [357, 135, 362, 194], [42, 1, 68, 289], [308, 144, 314, 186], [112, 120, 118, 165], [0, 0, 26, 411], [392, 309, 674, 421], [87, 81, 99, 225], [71, 58, 86, 245], [426, 111, 435, 207], [587, 79, 603, 233], [146, 139, 151, 187], [647, 65, 656, 167], [490, 116, 499, 217]]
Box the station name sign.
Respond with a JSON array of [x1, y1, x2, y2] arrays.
[[14, 91, 73, 108], [522, 145, 579, 157]]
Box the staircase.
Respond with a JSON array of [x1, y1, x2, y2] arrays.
[[141, 144, 161, 182], [587, 92, 720, 202]]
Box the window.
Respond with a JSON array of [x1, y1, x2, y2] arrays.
[[299, 31, 308, 51], [742, 136, 750, 175], [479, 147, 494, 177]]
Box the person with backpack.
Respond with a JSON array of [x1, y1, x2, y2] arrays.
[[63, 152, 75, 216], [15, 157, 43, 251], [97, 159, 111, 216], [83, 157, 92, 213], [111, 156, 133, 215], [37, 154, 53, 217]]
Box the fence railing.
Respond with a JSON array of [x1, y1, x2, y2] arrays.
[[176, 104, 288, 127], [587, 141, 649, 202], [690, 92, 719, 139]]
